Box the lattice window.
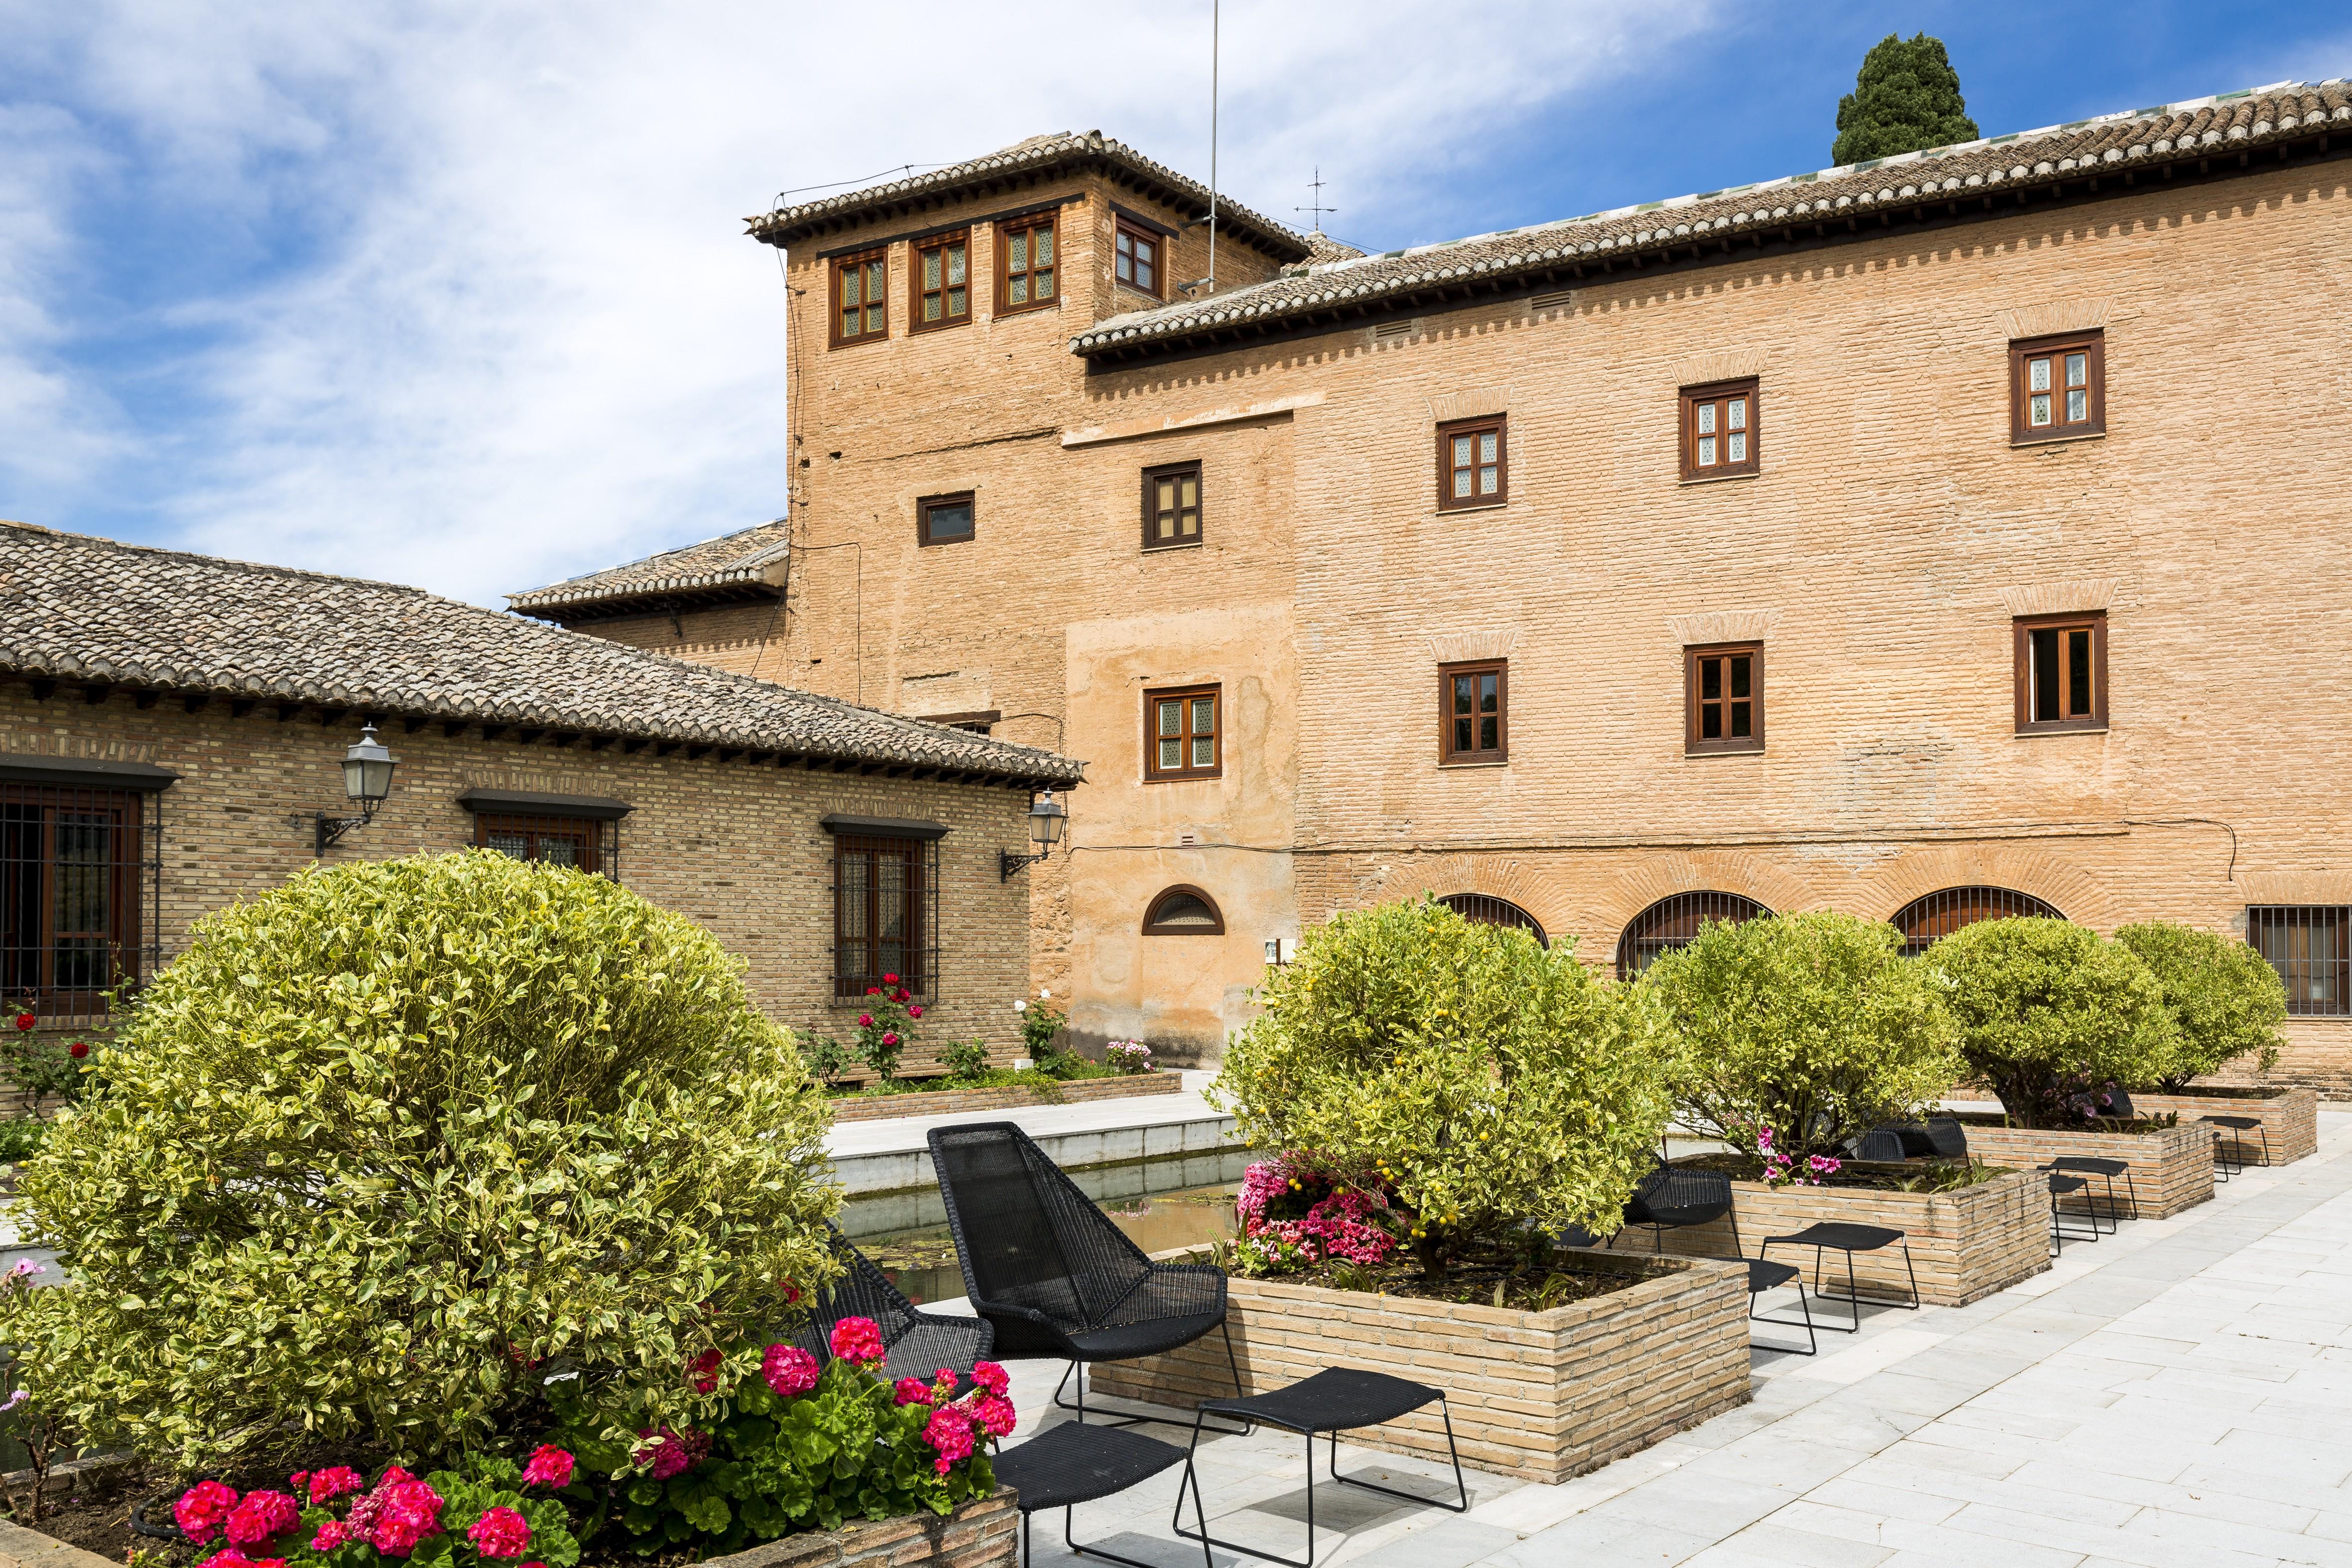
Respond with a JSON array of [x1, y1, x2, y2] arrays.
[[1616, 891, 1769, 978], [1437, 893, 1546, 949], [2247, 906, 2349, 1017], [1143, 886, 1224, 935], [474, 812, 617, 878], [1889, 886, 2064, 958], [0, 783, 160, 1024], [834, 834, 937, 999]]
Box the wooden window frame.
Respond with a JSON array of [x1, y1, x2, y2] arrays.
[[2009, 331, 2105, 445], [1143, 684, 1222, 782], [916, 491, 976, 548], [908, 229, 972, 334], [2012, 612, 2107, 733], [1141, 460, 1203, 551], [1679, 378, 1760, 481], [1141, 884, 1225, 935], [0, 785, 149, 1023], [829, 246, 890, 349], [995, 212, 1060, 317], [474, 811, 611, 877], [1435, 415, 1508, 511], [1685, 642, 1764, 755], [1113, 214, 1166, 301], [1438, 659, 1509, 765], [832, 834, 932, 1000]]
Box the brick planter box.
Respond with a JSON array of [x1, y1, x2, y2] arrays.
[[1960, 1119, 2215, 1218], [2133, 1086, 2318, 1166], [1089, 1249, 1751, 1485], [829, 1071, 1181, 1124], [1640, 1165, 2048, 1307], [0, 1487, 1016, 1568]]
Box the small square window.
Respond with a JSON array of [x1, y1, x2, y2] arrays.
[[1685, 644, 1763, 754], [2012, 613, 2106, 732], [917, 491, 975, 547], [1439, 660, 1508, 764], [1142, 461, 1202, 549], [997, 213, 1059, 316], [1680, 380, 1759, 480], [830, 248, 889, 348], [477, 812, 612, 876], [1435, 415, 1507, 510], [2010, 331, 2104, 443], [910, 231, 971, 332], [1144, 685, 1221, 781], [1114, 216, 1165, 300]]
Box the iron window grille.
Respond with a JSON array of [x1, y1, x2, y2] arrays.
[[1616, 891, 1769, 979], [474, 812, 618, 879], [2246, 906, 2349, 1017], [1437, 892, 1546, 948], [0, 782, 162, 1026], [1142, 885, 1224, 935], [834, 834, 938, 1000], [1889, 886, 2064, 958]]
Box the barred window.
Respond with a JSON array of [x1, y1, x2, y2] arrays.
[[2247, 906, 2349, 1017], [1437, 893, 1546, 948], [474, 812, 614, 876], [0, 783, 157, 1023], [835, 835, 935, 999], [1616, 891, 1769, 979], [1889, 886, 2063, 957]]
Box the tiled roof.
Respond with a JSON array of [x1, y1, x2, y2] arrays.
[[747, 130, 1313, 260], [0, 522, 1083, 786], [1072, 81, 2352, 361], [509, 519, 790, 618], [1302, 233, 1367, 265]]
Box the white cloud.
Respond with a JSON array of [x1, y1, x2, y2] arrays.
[[0, 0, 1716, 604]]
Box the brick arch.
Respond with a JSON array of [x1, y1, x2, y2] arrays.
[[1583, 850, 1827, 942], [1405, 853, 1573, 946], [1854, 844, 2119, 933]]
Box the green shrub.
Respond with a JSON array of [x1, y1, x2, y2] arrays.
[[1015, 990, 1067, 1064], [2113, 922, 2286, 1090], [0, 850, 840, 1469], [1217, 897, 1675, 1273], [938, 1038, 990, 1079], [1643, 911, 1960, 1163], [1923, 917, 2177, 1127]]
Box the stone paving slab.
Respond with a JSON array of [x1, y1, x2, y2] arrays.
[[993, 1109, 2352, 1567]]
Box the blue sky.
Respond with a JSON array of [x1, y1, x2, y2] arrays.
[[2, 0, 2346, 606]]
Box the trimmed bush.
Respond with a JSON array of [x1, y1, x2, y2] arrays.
[[1924, 917, 2177, 1127], [0, 851, 839, 1468], [1644, 911, 1960, 1164], [1217, 897, 1675, 1273], [2113, 922, 2286, 1090]]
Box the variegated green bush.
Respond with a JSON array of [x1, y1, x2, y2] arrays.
[[1643, 911, 1962, 1163], [0, 850, 838, 1469], [2112, 922, 2286, 1090], [1217, 897, 1674, 1273]]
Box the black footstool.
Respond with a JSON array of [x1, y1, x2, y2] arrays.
[[1745, 1257, 1818, 1355], [992, 1420, 1204, 1568], [1760, 1221, 1919, 1332], [1172, 1366, 1467, 1568], [2201, 1114, 2270, 1177]]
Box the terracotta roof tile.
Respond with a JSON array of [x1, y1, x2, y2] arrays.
[[0, 522, 1083, 786], [509, 519, 790, 616], [1071, 81, 2352, 360]]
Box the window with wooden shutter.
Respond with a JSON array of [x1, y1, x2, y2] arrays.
[[831, 248, 889, 347], [1680, 379, 1759, 479], [996, 213, 1058, 315], [911, 231, 971, 332], [1685, 643, 1763, 754], [2010, 332, 2104, 443], [1142, 462, 1202, 549], [1143, 685, 1221, 781], [2013, 613, 2106, 732]]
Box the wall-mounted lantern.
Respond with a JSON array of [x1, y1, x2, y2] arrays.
[[314, 723, 399, 854], [999, 789, 1068, 881]]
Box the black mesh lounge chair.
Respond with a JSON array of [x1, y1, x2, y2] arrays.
[[784, 1221, 994, 1387], [1612, 1158, 1741, 1256], [1923, 1117, 1969, 1159], [1849, 1129, 1908, 1163], [927, 1121, 1243, 1430]]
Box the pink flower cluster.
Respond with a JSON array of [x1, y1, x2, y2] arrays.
[[1236, 1159, 1394, 1267], [633, 1426, 711, 1481], [762, 1342, 820, 1398], [520, 1445, 575, 1489], [827, 1315, 886, 1369], [466, 1506, 533, 1560], [1752, 1125, 1842, 1188], [344, 1469, 445, 1558], [184, 1450, 569, 1568], [869, 1358, 1015, 1474], [687, 1347, 724, 1394]]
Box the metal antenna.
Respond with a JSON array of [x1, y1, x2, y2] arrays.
[[1295, 166, 1336, 234], [1208, 0, 1219, 294]]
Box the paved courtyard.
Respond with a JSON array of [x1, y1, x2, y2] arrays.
[[993, 1109, 2352, 1567]]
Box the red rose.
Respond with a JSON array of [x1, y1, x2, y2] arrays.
[[68, 1041, 88, 1059], [907, 1005, 922, 1019], [866, 986, 881, 996], [893, 989, 910, 1003], [857, 1014, 872, 1027], [881, 972, 899, 985], [12, 1014, 31, 1033]]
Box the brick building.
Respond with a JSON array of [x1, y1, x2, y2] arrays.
[[528, 89, 2352, 1089], [0, 521, 1082, 1074]]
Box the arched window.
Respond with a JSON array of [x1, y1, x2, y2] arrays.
[[1436, 893, 1547, 949], [1142, 885, 1225, 935], [1616, 891, 1770, 979], [1889, 887, 2064, 956]]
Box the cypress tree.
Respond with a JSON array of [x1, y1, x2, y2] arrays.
[[1832, 34, 1981, 165]]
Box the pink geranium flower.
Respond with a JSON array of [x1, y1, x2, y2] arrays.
[[224, 1489, 299, 1548], [828, 1316, 886, 1367], [687, 1346, 723, 1393], [921, 1405, 976, 1475], [466, 1506, 532, 1559], [308, 1467, 364, 1505], [893, 1376, 936, 1407], [973, 1393, 1017, 1438], [176, 1480, 240, 1545], [311, 1521, 355, 1552], [196, 1553, 282, 1568], [973, 1360, 1009, 1397], [520, 1445, 575, 1489], [762, 1342, 820, 1398], [633, 1427, 709, 1481]]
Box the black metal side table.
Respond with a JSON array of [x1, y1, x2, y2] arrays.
[[991, 1419, 1205, 1568], [1172, 1365, 1467, 1568], [1760, 1221, 1920, 1331]]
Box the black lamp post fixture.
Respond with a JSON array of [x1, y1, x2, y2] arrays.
[[1000, 789, 1068, 880], [314, 723, 399, 855]]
